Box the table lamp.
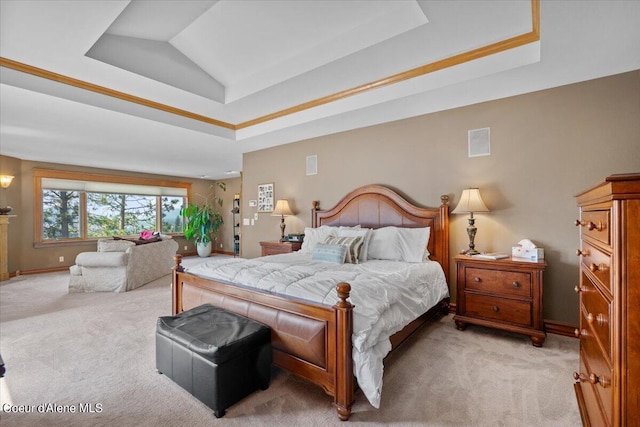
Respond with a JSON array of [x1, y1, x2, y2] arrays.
[[272, 199, 294, 241], [452, 188, 489, 255]]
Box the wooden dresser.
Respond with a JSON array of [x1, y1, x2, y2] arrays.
[[573, 173, 640, 427]]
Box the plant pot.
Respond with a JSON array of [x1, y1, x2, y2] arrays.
[[196, 241, 212, 257]]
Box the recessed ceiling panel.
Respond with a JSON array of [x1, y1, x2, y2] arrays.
[[105, 0, 218, 41], [171, 0, 428, 102]]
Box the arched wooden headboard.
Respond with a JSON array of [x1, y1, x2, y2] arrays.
[[311, 184, 450, 282]]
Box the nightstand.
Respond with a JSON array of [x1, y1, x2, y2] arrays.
[[453, 255, 546, 347], [259, 241, 302, 256]]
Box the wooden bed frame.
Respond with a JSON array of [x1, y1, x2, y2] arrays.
[[171, 184, 450, 420]]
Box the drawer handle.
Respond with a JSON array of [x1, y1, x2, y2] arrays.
[[573, 372, 588, 382], [474, 277, 481, 282], [587, 221, 604, 232], [492, 305, 499, 313], [589, 373, 610, 388], [590, 263, 609, 272], [574, 328, 587, 338], [576, 249, 590, 257], [574, 219, 585, 227], [587, 312, 606, 327], [512, 281, 520, 288], [574, 285, 582, 294]]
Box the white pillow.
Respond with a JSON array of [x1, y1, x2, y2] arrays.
[[337, 227, 372, 263], [397, 227, 431, 262], [367, 227, 400, 261], [367, 226, 431, 263], [299, 226, 337, 254]]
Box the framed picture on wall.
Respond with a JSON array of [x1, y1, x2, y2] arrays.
[[257, 183, 274, 213]]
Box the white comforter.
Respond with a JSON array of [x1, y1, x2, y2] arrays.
[[186, 252, 448, 408]]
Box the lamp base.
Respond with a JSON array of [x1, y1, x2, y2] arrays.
[[461, 248, 480, 256], [280, 217, 286, 241]]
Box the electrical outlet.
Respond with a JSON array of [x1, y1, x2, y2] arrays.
[[184, 245, 188, 250], [58, 256, 64, 263], [220, 243, 223, 248]]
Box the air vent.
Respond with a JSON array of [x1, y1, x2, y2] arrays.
[[468, 128, 491, 157]]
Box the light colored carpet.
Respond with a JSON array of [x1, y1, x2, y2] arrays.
[[0, 257, 582, 426]]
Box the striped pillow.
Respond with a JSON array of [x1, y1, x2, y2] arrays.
[[311, 243, 348, 264], [323, 235, 363, 264]]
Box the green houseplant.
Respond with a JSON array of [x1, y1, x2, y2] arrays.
[[181, 182, 225, 257]]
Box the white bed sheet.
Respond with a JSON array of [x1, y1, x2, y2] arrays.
[[186, 252, 449, 408]]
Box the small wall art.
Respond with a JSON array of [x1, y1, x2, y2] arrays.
[[257, 183, 274, 213]]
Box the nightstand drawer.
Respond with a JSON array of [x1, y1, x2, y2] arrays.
[[260, 241, 302, 256], [464, 293, 532, 327], [465, 267, 532, 298]]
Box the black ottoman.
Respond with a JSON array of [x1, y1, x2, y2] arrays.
[[156, 304, 271, 418]]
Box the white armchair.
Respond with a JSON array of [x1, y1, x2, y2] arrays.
[[69, 238, 179, 293]]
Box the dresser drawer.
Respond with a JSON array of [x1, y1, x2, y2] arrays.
[[576, 352, 610, 427], [580, 241, 611, 294], [465, 267, 532, 298], [580, 312, 613, 423], [463, 293, 532, 327], [580, 272, 611, 358], [581, 210, 610, 246]]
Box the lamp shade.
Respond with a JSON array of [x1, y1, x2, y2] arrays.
[[0, 175, 14, 189], [451, 188, 489, 214], [272, 199, 294, 216]]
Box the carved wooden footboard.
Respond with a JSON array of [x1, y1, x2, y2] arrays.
[[171, 184, 450, 421], [172, 257, 355, 419]]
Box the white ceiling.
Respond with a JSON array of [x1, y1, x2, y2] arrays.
[[1, 0, 639, 180]]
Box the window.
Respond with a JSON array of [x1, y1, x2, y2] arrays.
[[35, 169, 190, 244]]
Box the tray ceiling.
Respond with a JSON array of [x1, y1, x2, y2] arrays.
[[1, 1, 639, 179]]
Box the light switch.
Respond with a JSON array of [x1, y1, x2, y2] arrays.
[[254, 213, 259, 220], [243, 218, 250, 225]]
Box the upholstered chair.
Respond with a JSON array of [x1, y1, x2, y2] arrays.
[[69, 238, 178, 293]]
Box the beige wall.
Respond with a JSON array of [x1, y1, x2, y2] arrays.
[[0, 156, 240, 273], [242, 70, 640, 325]]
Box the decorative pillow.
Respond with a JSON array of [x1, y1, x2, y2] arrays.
[[367, 226, 431, 263], [311, 243, 348, 264], [337, 227, 372, 263], [299, 226, 337, 254], [139, 230, 156, 240], [323, 235, 363, 264]]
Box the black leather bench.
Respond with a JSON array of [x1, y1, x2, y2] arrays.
[[156, 304, 271, 418]]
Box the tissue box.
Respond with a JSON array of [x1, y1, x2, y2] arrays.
[[512, 247, 545, 261]]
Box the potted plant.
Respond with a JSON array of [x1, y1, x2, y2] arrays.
[[181, 182, 225, 257]]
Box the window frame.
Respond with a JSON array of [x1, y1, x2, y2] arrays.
[[34, 169, 191, 247]]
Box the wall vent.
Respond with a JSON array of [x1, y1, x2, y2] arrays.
[[468, 127, 491, 157], [306, 155, 318, 175]]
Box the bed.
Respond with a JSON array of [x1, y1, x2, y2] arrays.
[[171, 184, 450, 420]]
